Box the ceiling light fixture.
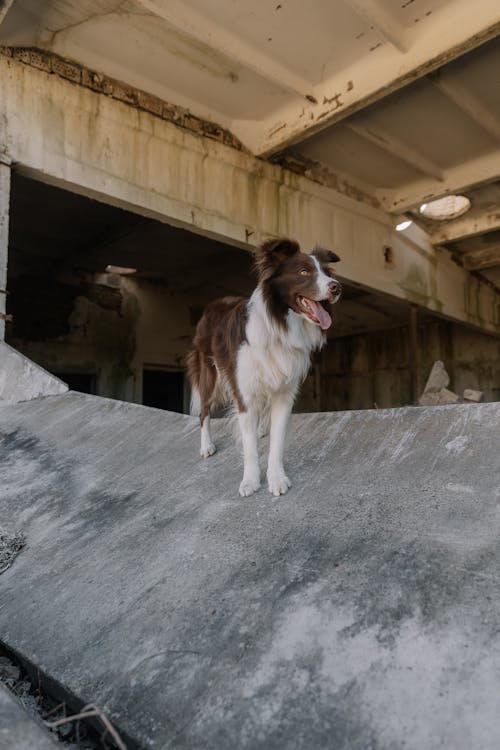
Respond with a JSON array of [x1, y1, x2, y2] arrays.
[[395, 219, 412, 232], [419, 195, 471, 221], [105, 264, 137, 275]]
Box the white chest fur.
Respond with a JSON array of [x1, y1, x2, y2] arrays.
[[236, 288, 324, 405]]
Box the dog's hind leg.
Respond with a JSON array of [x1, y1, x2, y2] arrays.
[[199, 357, 218, 458], [188, 348, 218, 458]]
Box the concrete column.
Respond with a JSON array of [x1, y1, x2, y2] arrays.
[[0, 156, 10, 341]]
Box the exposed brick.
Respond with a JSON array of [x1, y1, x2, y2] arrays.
[[82, 69, 107, 93], [28, 50, 51, 72], [0, 46, 244, 152], [138, 91, 163, 116], [112, 82, 140, 106], [162, 101, 186, 124], [51, 57, 81, 83], [183, 114, 205, 134], [13, 49, 31, 64]]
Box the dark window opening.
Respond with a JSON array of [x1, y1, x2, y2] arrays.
[[143, 369, 184, 413]]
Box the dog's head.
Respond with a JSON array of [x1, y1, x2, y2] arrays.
[[255, 238, 342, 330]]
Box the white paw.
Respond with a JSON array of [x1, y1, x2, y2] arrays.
[[239, 476, 261, 497], [200, 442, 216, 458], [267, 474, 291, 496]]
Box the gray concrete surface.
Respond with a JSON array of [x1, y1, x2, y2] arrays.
[[0, 342, 68, 404], [0, 684, 59, 749], [0, 392, 499, 749]]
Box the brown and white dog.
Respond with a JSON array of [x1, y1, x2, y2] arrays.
[[187, 238, 341, 497]]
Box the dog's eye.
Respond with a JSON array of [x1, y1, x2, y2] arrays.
[[299, 269, 309, 276]]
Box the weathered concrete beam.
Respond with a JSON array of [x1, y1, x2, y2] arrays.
[[251, 5, 500, 156], [463, 245, 500, 271], [378, 150, 500, 213], [429, 208, 500, 244], [0, 54, 498, 335]]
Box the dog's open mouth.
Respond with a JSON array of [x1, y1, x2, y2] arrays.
[[297, 296, 332, 330]]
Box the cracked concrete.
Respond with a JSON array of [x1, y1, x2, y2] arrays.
[[0, 392, 499, 749]]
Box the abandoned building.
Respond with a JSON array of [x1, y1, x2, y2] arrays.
[[1, 1, 499, 412], [1, 3, 500, 750]]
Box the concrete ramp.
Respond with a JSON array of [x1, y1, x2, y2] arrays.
[[0, 392, 499, 750]]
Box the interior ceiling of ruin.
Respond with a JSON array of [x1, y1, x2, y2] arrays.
[[1, 0, 499, 289]]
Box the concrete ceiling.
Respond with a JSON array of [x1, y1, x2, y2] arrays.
[[1, 0, 500, 286]]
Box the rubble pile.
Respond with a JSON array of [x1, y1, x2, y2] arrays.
[[418, 361, 484, 406]]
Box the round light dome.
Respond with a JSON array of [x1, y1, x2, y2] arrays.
[[419, 195, 471, 221]]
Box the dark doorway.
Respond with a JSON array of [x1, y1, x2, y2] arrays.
[[143, 369, 185, 413], [53, 372, 96, 394]]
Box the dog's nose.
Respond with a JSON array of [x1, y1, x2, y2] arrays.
[[329, 279, 342, 296]]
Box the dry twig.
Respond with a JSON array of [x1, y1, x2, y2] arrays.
[[46, 702, 128, 750]]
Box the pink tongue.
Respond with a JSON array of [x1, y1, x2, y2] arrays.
[[310, 300, 332, 330]]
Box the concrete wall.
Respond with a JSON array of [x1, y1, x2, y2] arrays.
[[7, 265, 499, 411], [0, 50, 498, 338], [323, 321, 500, 410]]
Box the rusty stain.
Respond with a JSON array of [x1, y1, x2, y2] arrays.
[[346, 80, 354, 92], [316, 107, 339, 121], [401, 0, 415, 7], [275, 3, 282, 9], [268, 122, 287, 137], [370, 42, 382, 51], [245, 228, 255, 241], [267, 37, 272, 42], [355, 32, 365, 39], [425, 10, 432, 15], [322, 93, 343, 108], [305, 94, 317, 104], [414, 18, 420, 23]]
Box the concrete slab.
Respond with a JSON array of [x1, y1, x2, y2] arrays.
[[0, 342, 68, 404], [0, 684, 59, 749], [0, 392, 499, 749]]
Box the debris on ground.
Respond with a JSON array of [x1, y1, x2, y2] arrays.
[[463, 388, 484, 403], [0, 648, 127, 749], [0, 527, 25, 574], [418, 361, 484, 406]]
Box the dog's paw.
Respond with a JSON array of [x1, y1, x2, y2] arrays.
[[200, 442, 216, 458], [239, 476, 261, 497], [267, 474, 291, 497]]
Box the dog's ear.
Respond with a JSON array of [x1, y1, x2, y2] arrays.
[[255, 238, 300, 278], [311, 245, 341, 264]]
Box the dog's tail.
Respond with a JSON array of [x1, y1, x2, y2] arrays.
[[186, 349, 201, 417]]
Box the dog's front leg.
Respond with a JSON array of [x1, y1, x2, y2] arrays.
[[238, 408, 261, 497], [267, 393, 293, 496]]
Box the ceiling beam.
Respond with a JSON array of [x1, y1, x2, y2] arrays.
[[429, 208, 500, 244], [462, 245, 500, 271], [428, 72, 500, 142], [253, 3, 500, 156], [136, 0, 315, 100], [378, 150, 500, 213], [343, 0, 409, 52], [346, 119, 444, 180]]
